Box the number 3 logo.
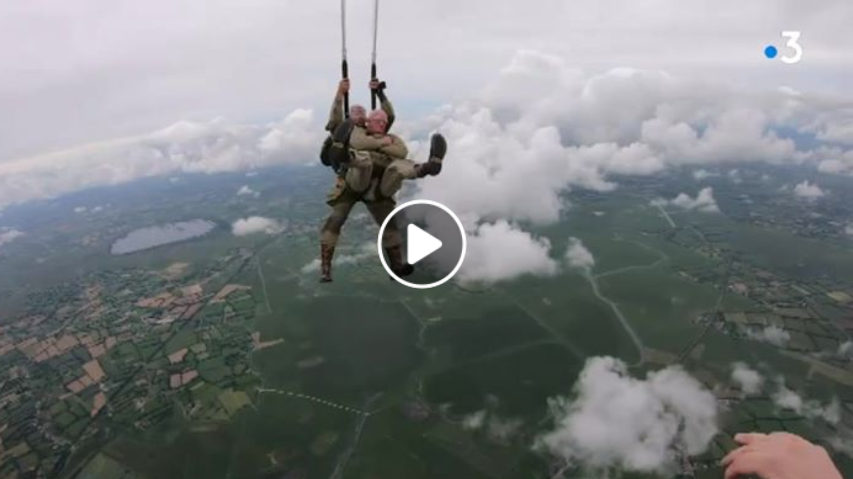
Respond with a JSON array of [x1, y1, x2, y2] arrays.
[[780, 31, 803, 64]]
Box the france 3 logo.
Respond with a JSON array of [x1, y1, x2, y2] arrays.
[[764, 31, 803, 64]]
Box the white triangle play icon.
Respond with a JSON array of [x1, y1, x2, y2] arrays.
[[407, 224, 443, 265]]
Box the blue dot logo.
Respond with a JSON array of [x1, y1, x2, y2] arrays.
[[764, 45, 778, 59]]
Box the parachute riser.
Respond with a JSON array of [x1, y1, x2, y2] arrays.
[[371, 0, 379, 110], [341, 0, 349, 118]]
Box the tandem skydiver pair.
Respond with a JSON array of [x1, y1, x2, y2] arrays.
[[317, 79, 447, 283], [314, 0, 449, 284]]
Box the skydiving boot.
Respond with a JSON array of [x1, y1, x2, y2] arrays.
[[415, 133, 448, 178], [385, 245, 415, 278], [320, 244, 335, 283]]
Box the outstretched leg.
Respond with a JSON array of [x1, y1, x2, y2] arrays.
[[378, 133, 449, 198], [379, 159, 417, 198], [319, 196, 356, 282]]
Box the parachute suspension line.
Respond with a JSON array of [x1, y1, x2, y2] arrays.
[[341, 0, 349, 118], [370, 0, 380, 110]]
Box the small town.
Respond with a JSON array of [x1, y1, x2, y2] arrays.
[[0, 249, 263, 477]]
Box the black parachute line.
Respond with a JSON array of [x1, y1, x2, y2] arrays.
[[338, 0, 385, 112], [340, 0, 349, 118], [371, 0, 380, 110]]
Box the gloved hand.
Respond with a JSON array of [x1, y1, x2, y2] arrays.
[[369, 78, 387, 92]]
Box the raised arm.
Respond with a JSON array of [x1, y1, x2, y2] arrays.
[[371, 79, 395, 132], [325, 79, 350, 133]]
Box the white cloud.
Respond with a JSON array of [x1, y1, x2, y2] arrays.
[[839, 341, 853, 358], [730, 362, 763, 396], [773, 384, 804, 413], [462, 410, 488, 431], [73, 206, 87, 213], [810, 399, 843, 425], [0, 228, 25, 249], [692, 169, 718, 180], [772, 382, 842, 425], [301, 259, 321, 274], [565, 237, 595, 271], [410, 110, 619, 226], [461, 410, 523, 443], [817, 149, 853, 176], [747, 325, 791, 347], [537, 357, 717, 475], [830, 433, 853, 459], [652, 187, 719, 213], [404, 51, 853, 232], [815, 121, 853, 146], [237, 185, 260, 198], [793, 180, 827, 199], [300, 243, 374, 274], [727, 169, 742, 183], [231, 216, 284, 236], [456, 221, 559, 283], [487, 417, 523, 443]]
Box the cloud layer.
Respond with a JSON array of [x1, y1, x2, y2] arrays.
[[3, 49, 853, 284], [537, 357, 717, 474], [0, 110, 322, 210]]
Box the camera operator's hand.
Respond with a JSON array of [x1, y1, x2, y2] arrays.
[[722, 432, 843, 479]]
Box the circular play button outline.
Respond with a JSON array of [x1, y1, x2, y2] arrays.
[[377, 199, 467, 289]]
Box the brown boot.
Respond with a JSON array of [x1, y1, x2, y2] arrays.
[[320, 244, 335, 283], [415, 133, 447, 178], [385, 245, 414, 277]]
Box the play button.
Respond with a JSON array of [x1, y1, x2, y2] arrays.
[[377, 199, 467, 289], [407, 224, 443, 264]]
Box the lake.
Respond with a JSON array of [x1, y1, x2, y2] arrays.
[[111, 219, 216, 255]]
